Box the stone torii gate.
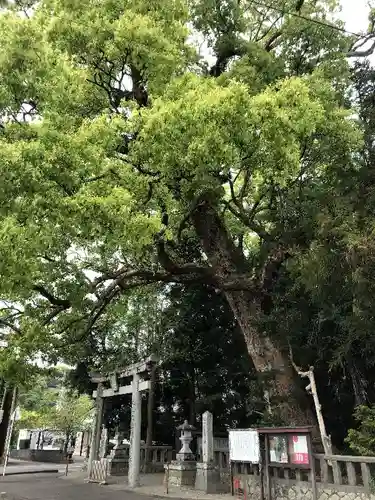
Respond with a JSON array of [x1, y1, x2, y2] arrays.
[[88, 354, 158, 487]]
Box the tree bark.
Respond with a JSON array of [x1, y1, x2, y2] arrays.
[[191, 200, 316, 427]]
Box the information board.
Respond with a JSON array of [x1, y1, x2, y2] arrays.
[[229, 429, 260, 463]]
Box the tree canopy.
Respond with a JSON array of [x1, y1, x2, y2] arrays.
[[1, 0, 375, 433]]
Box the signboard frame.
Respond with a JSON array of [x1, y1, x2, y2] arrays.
[[257, 427, 317, 500], [257, 427, 314, 470], [229, 426, 317, 500]]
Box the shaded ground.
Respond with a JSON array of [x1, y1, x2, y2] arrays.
[[1, 460, 58, 476], [0, 470, 233, 500], [1, 457, 86, 476], [0, 473, 160, 500]]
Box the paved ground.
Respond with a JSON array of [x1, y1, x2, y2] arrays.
[[0, 470, 233, 500], [1, 460, 59, 476], [1, 459, 85, 476], [0, 473, 159, 500]]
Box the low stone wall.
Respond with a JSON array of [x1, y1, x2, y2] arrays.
[[273, 480, 373, 500], [234, 473, 375, 500], [220, 469, 231, 492], [10, 449, 67, 463], [231, 452, 375, 500]]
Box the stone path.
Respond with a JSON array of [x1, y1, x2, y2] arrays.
[[1, 460, 59, 476], [0, 473, 152, 500], [0, 470, 234, 500], [2, 456, 86, 476], [75, 470, 232, 500]]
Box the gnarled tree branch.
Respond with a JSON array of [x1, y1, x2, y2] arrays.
[[33, 285, 71, 309], [224, 201, 270, 241], [348, 39, 375, 58], [0, 319, 21, 334]]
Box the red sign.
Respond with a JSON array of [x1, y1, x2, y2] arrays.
[[291, 452, 309, 464], [290, 435, 309, 465]]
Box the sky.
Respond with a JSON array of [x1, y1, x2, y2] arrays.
[[340, 0, 375, 63], [341, 0, 371, 33]]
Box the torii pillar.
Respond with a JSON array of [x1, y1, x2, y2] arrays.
[[128, 372, 141, 487], [87, 383, 104, 477]]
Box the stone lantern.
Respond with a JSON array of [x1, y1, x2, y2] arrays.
[[176, 420, 195, 462], [164, 420, 197, 489]]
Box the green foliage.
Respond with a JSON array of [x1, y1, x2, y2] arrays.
[[41, 392, 93, 438], [15, 367, 93, 447], [17, 370, 62, 413], [0, 0, 374, 436], [16, 409, 45, 431], [0, 0, 359, 318], [346, 406, 375, 456]]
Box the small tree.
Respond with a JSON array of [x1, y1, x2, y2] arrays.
[[42, 392, 93, 453], [346, 405, 375, 456], [16, 410, 45, 432]]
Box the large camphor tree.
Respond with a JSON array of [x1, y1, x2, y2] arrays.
[[0, 0, 373, 428]]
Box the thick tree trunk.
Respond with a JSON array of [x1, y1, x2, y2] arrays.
[[226, 291, 314, 426], [192, 200, 316, 427]]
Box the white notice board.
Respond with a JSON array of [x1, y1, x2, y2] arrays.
[[229, 429, 260, 463]]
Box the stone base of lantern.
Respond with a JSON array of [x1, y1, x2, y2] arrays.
[[165, 461, 197, 488], [194, 462, 222, 493], [107, 458, 128, 476], [106, 443, 129, 476]]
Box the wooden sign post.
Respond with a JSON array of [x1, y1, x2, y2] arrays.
[[257, 427, 317, 500]]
